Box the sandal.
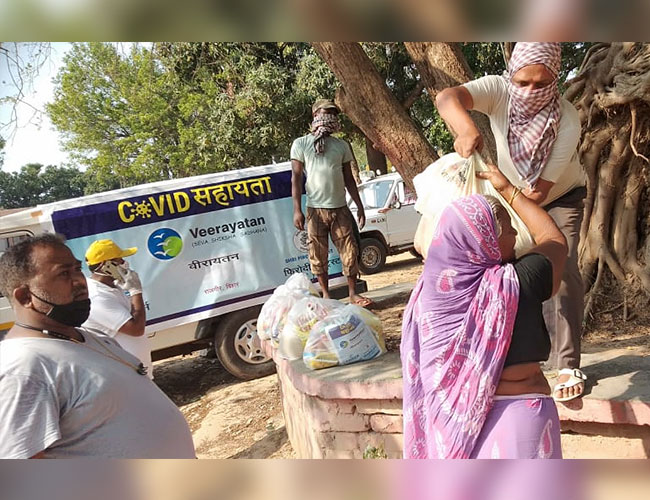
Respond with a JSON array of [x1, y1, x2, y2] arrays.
[[351, 296, 376, 308], [553, 368, 587, 402]]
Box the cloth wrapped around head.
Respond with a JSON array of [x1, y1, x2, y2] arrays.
[[310, 113, 341, 155], [505, 42, 562, 187]]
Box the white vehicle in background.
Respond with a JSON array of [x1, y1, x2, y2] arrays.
[[349, 172, 422, 274], [0, 162, 363, 380]]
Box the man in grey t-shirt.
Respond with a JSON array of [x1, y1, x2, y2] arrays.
[[291, 98, 372, 307], [0, 234, 195, 458]]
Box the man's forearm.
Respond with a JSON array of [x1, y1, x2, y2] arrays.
[[436, 88, 477, 136], [130, 294, 146, 332], [292, 186, 303, 211], [291, 171, 304, 212]]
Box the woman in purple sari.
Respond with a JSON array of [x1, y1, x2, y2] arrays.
[[401, 163, 568, 459]]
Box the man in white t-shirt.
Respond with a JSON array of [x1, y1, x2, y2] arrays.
[[83, 239, 153, 379], [436, 43, 587, 402], [0, 234, 195, 458]]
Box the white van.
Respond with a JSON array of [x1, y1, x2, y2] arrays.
[[0, 162, 358, 379], [349, 173, 422, 274]]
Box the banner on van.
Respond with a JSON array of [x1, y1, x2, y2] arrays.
[[54, 170, 344, 332]]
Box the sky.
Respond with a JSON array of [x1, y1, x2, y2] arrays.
[[0, 42, 72, 173]]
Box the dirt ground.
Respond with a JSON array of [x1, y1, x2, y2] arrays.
[[154, 253, 650, 459]]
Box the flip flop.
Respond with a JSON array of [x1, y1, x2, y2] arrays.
[[553, 368, 587, 402], [351, 296, 375, 308]]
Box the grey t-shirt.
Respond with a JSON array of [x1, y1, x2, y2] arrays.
[[290, 134, 354, 209], [0, 330, 195, 458]]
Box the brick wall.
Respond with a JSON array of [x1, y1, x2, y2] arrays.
[[265, 341, 404, 459]]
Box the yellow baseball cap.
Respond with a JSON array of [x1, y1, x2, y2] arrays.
[[85, 239, 137, 266]]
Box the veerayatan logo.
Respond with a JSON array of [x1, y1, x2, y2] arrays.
[[148, 228, 183, 260], [293, 230, 309, 253]]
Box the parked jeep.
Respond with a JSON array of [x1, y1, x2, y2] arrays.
[[349, 172, 422, 274]]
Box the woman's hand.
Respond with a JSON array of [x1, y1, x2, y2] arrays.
[[476, 163, 514, 197]]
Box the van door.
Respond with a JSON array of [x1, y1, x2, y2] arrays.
[[384, 181, 421, 247]]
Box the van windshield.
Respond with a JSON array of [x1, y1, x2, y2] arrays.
[[356, 180, 393, 209]]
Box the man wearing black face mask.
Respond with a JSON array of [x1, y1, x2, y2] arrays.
[[0, 234, 195, 458]]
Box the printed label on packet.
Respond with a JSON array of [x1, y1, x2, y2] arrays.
[[325, 314, 382, 365]]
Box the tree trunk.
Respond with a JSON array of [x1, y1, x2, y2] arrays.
[[312, 42, 438, 188], [404, 42, 498, 164], [363, 80, 425, 177], [365, 135, 388, 175], [565, 42, 650, 318]]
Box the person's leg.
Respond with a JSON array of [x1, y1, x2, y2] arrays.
[[542, 190, 586, 400], [306, 207, 332, 298], [331, 207, 372, 306], [471, 397, 562, 458]]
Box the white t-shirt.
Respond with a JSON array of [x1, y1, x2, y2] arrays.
[[463, 75, 586, 206], [84, 278, 153, 378], [0, 330, 195, 458]]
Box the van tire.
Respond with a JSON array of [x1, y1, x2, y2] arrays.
[[214, 306, 276, 380], [409, 248, 423, 260], [359, 238, 387, 275]]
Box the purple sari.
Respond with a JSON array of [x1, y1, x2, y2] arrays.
[[401, 195, 520, 459]]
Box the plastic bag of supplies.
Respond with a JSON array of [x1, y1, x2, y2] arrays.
[[278, 296, 344, 360], [303, 304, 386, 370], [257, 273, 318, 345], [413, 152, 535, 259]]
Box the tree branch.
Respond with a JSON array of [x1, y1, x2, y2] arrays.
[[401, 80, 425, 110]]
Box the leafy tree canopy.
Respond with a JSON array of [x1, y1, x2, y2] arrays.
[[0, 163, 87, 208], [46, 42, 593, 192]]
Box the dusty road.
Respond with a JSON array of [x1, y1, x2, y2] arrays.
[[154, 253, 649, 458]]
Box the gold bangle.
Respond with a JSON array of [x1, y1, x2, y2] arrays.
[[508, 187, 521, 205]]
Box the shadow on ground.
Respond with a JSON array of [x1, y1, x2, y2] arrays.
[[228, 426, 289, 459], [153, 354, 239, 406]]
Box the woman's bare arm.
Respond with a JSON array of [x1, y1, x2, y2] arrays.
[[477, 163, 567, 295]]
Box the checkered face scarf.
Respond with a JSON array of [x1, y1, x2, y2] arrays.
[[311, 113, 341, 155], [505, 42, 562, 187]]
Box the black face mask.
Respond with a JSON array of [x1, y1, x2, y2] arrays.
[[30, 291, 91, 327]]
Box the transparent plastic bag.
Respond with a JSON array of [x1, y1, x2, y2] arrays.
[[285, 272, 319, 296], [413, 152, 535, 258], [278, 296, 344, 360], [303, 304, 386, 370], [256, 273, 318, 346]]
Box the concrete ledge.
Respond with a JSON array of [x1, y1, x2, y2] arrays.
[[267, 339, 650, 427], [272, 349, 402, 401], [554, 348, 650, 426]]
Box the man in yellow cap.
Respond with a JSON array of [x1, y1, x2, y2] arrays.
[[83, 239, 152, 379]]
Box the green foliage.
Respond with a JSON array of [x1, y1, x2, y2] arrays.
[[424, 108, 455, 155], [45, 42, 592, 191], [559, 42, 594, 91], [47, 43, 185, 192], [462, 42, 505, 77], [363, 444, 388, 459], [48, 42, 338, 191], [0, 163, 87, 208]]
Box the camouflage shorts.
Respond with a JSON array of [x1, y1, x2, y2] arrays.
[[306, 206, 359, 277]]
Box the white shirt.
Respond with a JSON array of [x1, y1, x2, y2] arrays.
[[84, 278, 153, 379], [0, 331, 195, 458], [463, 75, 586, 205]]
